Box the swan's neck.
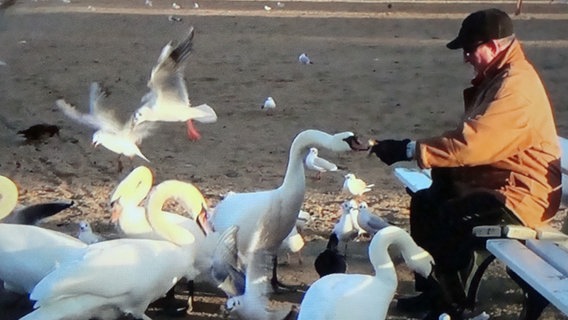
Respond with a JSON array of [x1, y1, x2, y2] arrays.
[[0, 176, 18, 220], [146, 181, 198, 246], [370, 227, 416, 283]]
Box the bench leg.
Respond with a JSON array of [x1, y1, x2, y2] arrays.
[[464, 253, 496, 310], [506, 268, 550, 320]]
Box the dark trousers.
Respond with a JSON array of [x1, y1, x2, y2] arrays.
[[409, 181, 522, 292]]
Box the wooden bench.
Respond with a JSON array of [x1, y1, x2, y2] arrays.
[[393, 136, 568, 320]]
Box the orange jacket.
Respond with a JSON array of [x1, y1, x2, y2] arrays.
[[416, 40, 561, 227]]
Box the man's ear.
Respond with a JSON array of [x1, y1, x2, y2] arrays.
[[488, 39, 501, 54]]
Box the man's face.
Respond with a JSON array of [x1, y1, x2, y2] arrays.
[[463, 41, 496, 77]]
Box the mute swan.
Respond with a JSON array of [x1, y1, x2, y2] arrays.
[[0, 175, 73, 225], [22, 180, 203, 320], [56, 82, 157, 171], [132, 26, 217, 141], [110, 167, 243, 297], [304, 147, 338, 180], [0, 176, 85, 295], [110, 166, 210, 240], [210, 129, 362, 294], [298, 226, 434, 320]]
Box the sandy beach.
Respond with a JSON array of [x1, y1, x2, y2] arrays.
[[1, 0, 567, 319]]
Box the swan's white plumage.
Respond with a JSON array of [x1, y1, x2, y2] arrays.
[[22, 179, 201, 320], [211, 129, 356, 311], [298, 226, 434, 320], [110, 166, 241, 294], [0, 175, 87, 295], [0, 176, 19, 220]]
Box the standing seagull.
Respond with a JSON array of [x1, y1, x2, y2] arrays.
[[342, 173, 374, 199], [77, 220, 104, 244], [261, 97, 276, 115], [56, 82, 157, 172], [304, 147, 338, 180], [132, 26, 217, 141]]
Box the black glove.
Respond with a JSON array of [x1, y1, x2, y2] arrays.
[[369, 139, 412, 165]]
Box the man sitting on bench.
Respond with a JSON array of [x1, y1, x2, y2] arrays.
[[365, 8, 562, 319]]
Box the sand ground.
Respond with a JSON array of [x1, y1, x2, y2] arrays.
[[1, 0, 568, 319]]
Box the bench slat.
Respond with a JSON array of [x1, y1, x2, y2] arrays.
[[526, 239, 568, 276], [487, 239, 568, 315]]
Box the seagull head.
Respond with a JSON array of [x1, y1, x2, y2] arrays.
[[309, 147, 318, 156], [79, 220, 91, 232]]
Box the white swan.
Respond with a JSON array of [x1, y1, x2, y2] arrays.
[[22, 180, 201, 320], [298, 226, 434, 320], [133, 26, 217, 141], [211, 129, 361, 313], [0, 175, 73, 225], [0, 176, 86, 295], [110, 166, 210, 240], [0, 175, 18, 220], [110, 167, 242, 296]]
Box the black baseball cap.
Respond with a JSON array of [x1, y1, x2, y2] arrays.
[[447, 8, 514, 50]]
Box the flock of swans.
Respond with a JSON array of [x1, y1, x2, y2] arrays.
[[0, 25, 440, 320]]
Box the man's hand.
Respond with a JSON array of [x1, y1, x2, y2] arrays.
[[368, 139, 412, 165]]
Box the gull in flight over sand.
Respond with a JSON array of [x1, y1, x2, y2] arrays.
[[304, 147, 338, 179], [342, 173, 374, 199], [56, 82, 157, 172], [132, 26, 217, 141]]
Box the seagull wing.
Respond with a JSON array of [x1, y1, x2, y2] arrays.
[[56, 99, 103, 130], [312, 156, 338, 172], [146, 27, 194, 110]]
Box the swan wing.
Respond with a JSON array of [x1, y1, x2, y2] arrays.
[[0, 224, 86, 294], [31, 239, 179, 306]]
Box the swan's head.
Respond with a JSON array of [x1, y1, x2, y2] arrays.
[[110, 166, 153, 209], [405, 247, 434, 279], [333, 132, 367, 152], [0, 176, 18, 220]]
